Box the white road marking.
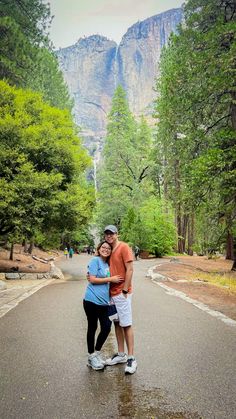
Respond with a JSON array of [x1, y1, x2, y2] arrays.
[[148, 266, 236, 327]]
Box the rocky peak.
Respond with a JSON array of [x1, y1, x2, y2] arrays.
[[121, 8, 183, 43], [56, 8, 183, 152]]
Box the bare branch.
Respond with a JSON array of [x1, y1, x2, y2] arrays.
[[138, 166, 149, 183], [204, 114, 231, 134]]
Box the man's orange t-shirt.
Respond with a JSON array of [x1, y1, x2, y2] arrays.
[[109, 242, 133, 296]]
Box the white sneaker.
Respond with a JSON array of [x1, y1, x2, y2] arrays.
[[87, 353, 104, 370], [125, 357, 137, 374], [105, 353, 127, 365], [95, 351, 105, 365]]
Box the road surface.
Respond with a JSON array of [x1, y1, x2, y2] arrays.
[[0, 254, 236, 418]]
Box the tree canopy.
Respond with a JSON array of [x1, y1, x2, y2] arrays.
[[154, 0, 236, 261], [0, 80, 94, 250]]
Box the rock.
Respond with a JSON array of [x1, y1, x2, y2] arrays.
[[50, 264, 64, 280], [0, 280, 7, 290], [5, 273, 20, 280], [151, 273, 166, 281], [19, 273, 37, 280], [170, 258, 180, 263], [37, 273, 49, 279], [56, 8, 183, 152], [0, 273, 5, 281]]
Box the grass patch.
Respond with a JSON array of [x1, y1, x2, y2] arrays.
[[193, 272, 236, 294]]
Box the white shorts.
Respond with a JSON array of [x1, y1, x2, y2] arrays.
[[111, 293, 132, 327]]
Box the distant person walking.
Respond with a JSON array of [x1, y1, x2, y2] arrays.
[[134, 245, 140, 261], [83, 241, 122, 370], [69, 247, 74, 258], [104, 225, 137, 374], [64, 247, 68, 259]]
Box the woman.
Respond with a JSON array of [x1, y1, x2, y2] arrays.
[[83, 240, 122, 370]]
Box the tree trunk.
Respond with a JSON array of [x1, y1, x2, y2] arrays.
[[28, 239, 34, 254], [230, 79, 236, 269], [187, 213, 194, 256], [177, 212, 185, 253], [174, 157, 184, 253], [232, 249, 236, 270], [22, 239, 28, 253], [226, 230, 234, 260], [9, 243, 14, 261], [182, 214, 189, 253]]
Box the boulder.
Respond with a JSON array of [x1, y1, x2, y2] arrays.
[[0, 280, 7, 290]]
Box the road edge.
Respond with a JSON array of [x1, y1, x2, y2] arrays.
[[147, 265, 236, 328]]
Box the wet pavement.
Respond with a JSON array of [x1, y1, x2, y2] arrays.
[[0, 254, 236, 418]]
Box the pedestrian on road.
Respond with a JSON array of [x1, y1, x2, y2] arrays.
[[83, 240, 122, 370], [69, 247, 74, 258], [64, 247, 68, 259], [134, 245, 140, 261], [104, 225, 137, 374]]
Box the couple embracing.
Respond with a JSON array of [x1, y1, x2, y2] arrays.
[[83, 225, 137, 375]]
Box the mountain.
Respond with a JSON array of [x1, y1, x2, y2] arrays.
[[56, 8, 183, 152]]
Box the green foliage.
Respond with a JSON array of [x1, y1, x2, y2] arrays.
[[0, 1, 71, 110], [119, 198, 176, 256], [26, 48, 73, 110], [0, 80, 94, 248], [96, 85, 176, 255], [154, 0, 236, 257], [97, 86, 154, 228]]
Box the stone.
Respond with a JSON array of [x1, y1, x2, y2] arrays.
[[0, 273, 5, 281], [50, 264, 64, 280], [5, 273, 20, 280], [170, 258, 180, 263], [37, 273, 48, 279], [0, 280, 7, 290], [19, 273, 37, 280]]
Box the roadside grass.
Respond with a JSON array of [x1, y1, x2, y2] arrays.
[[193, 272, 236, 294]]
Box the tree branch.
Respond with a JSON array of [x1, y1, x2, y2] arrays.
[[118, 152, 136, 181], [204, 114, 231, 134], [138, 166, 149, 183]]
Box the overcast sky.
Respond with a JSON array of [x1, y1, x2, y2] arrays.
[[48, 0, 184, 49]]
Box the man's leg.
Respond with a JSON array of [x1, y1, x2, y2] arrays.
[[123, 325, 134, 356], [114, 322, 125, 353]]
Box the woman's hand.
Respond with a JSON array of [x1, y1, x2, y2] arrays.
[[109, 275, 123, 283]]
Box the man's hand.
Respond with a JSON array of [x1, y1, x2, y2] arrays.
[[110, 275, 123, 284]]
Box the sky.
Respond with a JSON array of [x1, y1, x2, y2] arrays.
[[48, 0, 184, 49]]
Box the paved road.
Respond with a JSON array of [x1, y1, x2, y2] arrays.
[[0, 254, 236, 419]]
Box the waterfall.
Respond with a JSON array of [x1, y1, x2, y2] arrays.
[[93, 151, 98, 195], [114, 46, 119, 88]]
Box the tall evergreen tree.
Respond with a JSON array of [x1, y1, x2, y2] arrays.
[[97, 86, 154, 231], [0, 1, 71, 110], [154, 0, 236, 262]]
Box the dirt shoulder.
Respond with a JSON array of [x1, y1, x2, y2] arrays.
[[154, 255, 236, 321], [0, 245, 60, 273]]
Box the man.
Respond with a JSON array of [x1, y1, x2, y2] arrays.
[[104, 225, 137, 374]]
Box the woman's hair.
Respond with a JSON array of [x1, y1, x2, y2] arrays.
[[96, 240, 112, 262]]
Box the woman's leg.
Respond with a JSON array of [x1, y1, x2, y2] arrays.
[[95, 306, 111, 351], [83, 300, 99, 354]]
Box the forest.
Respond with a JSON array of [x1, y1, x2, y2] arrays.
[[0, 0, 235, 265]]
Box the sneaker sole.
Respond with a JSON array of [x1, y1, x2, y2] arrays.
[[125, 368, 137, 374], [87, 363, 105, 371], [105, 359, 127, 366]]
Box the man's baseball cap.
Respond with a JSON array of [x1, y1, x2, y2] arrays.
[[104, 225, 118, 234]]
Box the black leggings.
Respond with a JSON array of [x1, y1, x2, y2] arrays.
[[83, 300, 111, 354]]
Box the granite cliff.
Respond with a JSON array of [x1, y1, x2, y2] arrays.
[[56, 8, 183, 151]]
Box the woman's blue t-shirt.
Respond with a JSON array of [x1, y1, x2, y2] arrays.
[[84, 257, 110, 305]]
